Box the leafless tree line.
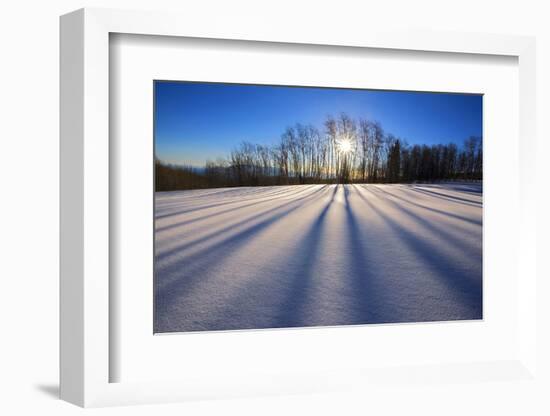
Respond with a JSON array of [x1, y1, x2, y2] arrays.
[[155, 113, 482, 191]]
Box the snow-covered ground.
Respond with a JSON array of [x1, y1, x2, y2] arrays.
[[154, 183, 482, 333]]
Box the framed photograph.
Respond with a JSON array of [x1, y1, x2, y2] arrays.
[[152, 81, 483, 333], [60, 8, 538, 407]]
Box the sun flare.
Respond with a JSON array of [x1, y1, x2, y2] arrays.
[[337, 138, 353, 154]]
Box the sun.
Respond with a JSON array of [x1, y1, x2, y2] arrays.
[[337, 138, 353, 154]]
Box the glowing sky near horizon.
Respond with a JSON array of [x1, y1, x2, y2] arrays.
[[154, 81, 482, 167]]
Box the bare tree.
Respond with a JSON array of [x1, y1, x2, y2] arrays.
[[156, 112, 482, 190]]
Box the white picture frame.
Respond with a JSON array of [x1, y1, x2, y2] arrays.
[[60, 7, 538, 407]]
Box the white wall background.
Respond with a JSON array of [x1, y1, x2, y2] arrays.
[[0, 0, 548, 414]]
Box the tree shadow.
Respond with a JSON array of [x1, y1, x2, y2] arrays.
[[409, 186, 482, 207], [156, 185, 328, 263], [156, 189, 257, 214], [372, 185, 482, 227], [342, 186, 394, 323], [366, 186, 481, 256], [156, 185, 325, 233], [199, 185, 341, 331], [269, 184, 339, 328], [156, 185, 313, 219], [154, 185, 331, 332], [419, 183, 482, 194], [157, 186, 287, 217], [157, 186, 265, 204], [353, 185, 482, 319], [157, 186, 292, 210]]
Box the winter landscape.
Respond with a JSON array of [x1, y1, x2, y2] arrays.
[[154, 81, 483, 333]]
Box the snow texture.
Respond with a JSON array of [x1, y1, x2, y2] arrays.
[[154, 183, 482, 333]]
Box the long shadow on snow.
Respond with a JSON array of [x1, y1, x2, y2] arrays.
[[367, 186, 482, 257], [155, 186, 296, 218], [342, 186, 397, 324], [419, 183, 482, 195], [154, 186, 332, 328], [373, 186, 482, 228], [156, 185, 313, 219], [155, 187, 281, 215], [155, 187, 278, 211], [164, 185, 298, 205], [354, 185, 482, 319], [272, 185, 338, 328], [196, 185, 340, 331], [156, 185, 329, 263], [409, 186, 482, 207], [156, 185, 325, 233], [157, 186, 270, 203]]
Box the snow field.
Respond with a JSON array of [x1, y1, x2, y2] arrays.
[[154, 183, 482, 333]]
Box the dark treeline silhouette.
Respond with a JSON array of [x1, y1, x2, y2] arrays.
[[155, 161, 209, 191], [156, 113, 482, 191]]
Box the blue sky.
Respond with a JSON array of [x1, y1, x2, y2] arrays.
[[155, 81, 482, 167]]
